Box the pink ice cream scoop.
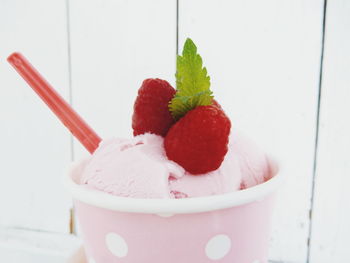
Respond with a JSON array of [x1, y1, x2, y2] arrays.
[[81, 131, 271, 198], [80, 134, 182, 199], [231, 132, 272, 189]]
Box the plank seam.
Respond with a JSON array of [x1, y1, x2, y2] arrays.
[[176, 0, 179, 56], [65, 0, 75, 164], [65, 0, 75, 235], [307, 0, 328, 262]]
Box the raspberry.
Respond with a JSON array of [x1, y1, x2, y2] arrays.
[[212, 99, 222, 109], [164, 105, 231, 175], [132, 78, 176, 137]]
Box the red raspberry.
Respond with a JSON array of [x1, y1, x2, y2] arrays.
[[212, 99, 222, 109], [132, 78, 176, 137], [164, 105, 231, 175]]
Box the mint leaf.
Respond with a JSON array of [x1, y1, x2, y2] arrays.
[[169, 38, 213, 119]]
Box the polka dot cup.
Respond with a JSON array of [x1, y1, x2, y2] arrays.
[[65, 159, 281, 263]]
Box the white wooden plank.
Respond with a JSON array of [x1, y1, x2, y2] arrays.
[[68, 0, 176, 159], [0, 227, 81, 263], [179, 1, 324, 262], [0, 0, 71, 232], [310, 1, 350, 262]]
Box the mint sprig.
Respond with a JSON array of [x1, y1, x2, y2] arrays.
[[169, 38, 213, 119]]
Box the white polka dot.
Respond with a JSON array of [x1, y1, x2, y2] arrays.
[[88, 258, 96, 263], [205, 234, 231, 260], [105, 233, 128, 258], [157, 213, 174, 217]]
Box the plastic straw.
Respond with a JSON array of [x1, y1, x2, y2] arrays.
[[7, 52, 102, 154]]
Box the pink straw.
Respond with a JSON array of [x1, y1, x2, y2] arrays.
[[7, 52, 102, 154]]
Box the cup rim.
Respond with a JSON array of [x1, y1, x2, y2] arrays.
[[64, 160, 282, 214]]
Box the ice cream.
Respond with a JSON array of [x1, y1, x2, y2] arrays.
[[9, 40, 278, 263], [80, 134, 181, 199], [80, 131, 270, 199], [170, 131, 272, 196], [233, 133, 272, 189], [78, 38, 272, 199]]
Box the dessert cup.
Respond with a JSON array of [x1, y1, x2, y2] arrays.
[[64, 158, 281, 263]]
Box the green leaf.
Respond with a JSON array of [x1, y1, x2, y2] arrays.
[[169, 38, 213, 119]]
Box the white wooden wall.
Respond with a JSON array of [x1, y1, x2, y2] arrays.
[[0, 0, 349, 262]]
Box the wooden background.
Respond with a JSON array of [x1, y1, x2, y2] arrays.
[[0, 0, 349, 262]]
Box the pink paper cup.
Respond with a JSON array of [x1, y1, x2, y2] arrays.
[[64, 159, 281, 263]]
